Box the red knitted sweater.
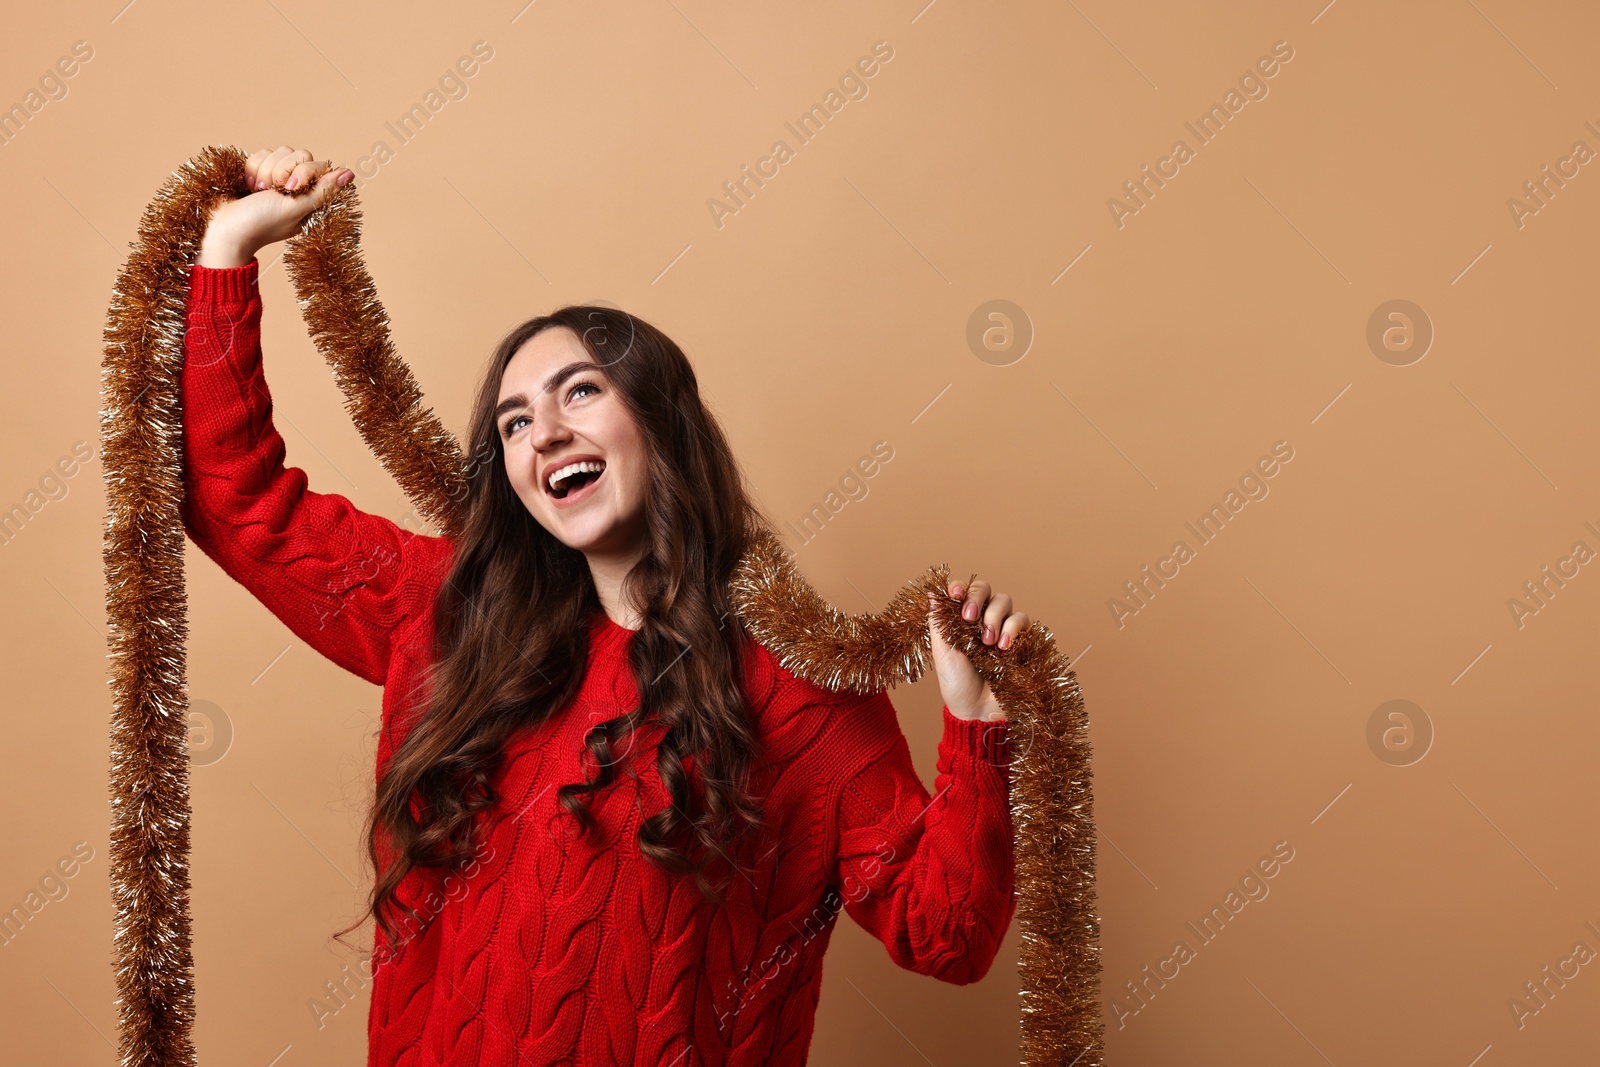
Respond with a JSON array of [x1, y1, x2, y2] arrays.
[[179, 257, 1016, 1066]]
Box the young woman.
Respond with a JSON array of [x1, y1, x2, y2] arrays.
[[183, 145, 1028, 1067]]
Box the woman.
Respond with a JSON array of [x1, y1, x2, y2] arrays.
[[184, 145, 1027, 1067]]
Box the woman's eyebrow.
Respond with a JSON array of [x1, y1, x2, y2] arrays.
[[494, 360, 599, 422]]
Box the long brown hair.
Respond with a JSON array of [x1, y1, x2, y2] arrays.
[[336, 305, 777, 959]]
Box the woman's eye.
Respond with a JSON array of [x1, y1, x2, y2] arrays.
[[502, 382, 597, 436]]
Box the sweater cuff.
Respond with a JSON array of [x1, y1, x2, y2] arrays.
[[942, 705, 1010, 770], [189, 257, 259, 303]]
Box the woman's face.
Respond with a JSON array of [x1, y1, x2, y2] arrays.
[[495, 326, 649, 559]]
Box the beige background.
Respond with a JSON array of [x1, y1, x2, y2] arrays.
[[4, 0, 1599, 1063]]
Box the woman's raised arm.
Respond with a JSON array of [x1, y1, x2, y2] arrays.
[[181, 148, 450, 686]]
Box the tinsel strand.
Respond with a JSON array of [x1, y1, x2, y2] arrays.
[[102, 147, 247, 1067]]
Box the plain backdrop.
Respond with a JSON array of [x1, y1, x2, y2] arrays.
[[3, 0, 1599, 1063]]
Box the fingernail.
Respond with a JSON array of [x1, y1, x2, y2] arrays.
[[983, 626, 995, 643], [337, 170, 354, 186], [284, 175, 300, 190], [965, 603, 978, 621], [999, 633, 1011, 649]]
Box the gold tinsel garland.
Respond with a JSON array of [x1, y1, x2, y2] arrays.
[[100, 145, 1103, 1065]]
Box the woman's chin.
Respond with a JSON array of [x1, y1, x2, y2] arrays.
[[531, 498, 645, 558], [552, 517, 623, 554]]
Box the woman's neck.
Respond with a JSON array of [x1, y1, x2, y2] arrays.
[[587, 547, 645, 630]]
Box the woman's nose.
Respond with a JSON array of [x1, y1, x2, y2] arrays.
[[530, 411, 569, 451]]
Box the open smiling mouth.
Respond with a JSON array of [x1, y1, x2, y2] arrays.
[[547, 461, 606, 504]]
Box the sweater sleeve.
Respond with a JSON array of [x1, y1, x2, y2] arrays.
[[832, 692, 1016, 984], [180, 257, 447, 687]]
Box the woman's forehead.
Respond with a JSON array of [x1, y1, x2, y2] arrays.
[[501, 328, 599, 395], [510, 325, 586, 367]]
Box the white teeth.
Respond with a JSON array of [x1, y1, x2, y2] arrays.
[[547, 460, 605, 493]]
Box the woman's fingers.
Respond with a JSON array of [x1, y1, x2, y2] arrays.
[[944, 576, 987, 621], [244, 149, 268, 191], [274, 148, 313, 187], [240, 147, 353, 197], [255, 146, 295, 188], [250, 145, 309, 192], [998, 611, 1028, 650], [285, 157, 337, 192], [980, 592, 1012, 644], [244, 148, 279, 192], [945, 574, 1027, 649], [283, 158, 320, 192], [960, 579, 990, 622], [245, 146, 294, 192], [267, 146, 312, 188]]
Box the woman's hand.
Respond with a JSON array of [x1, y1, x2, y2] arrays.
[[926, 577, 1029, 723], [197, 146, 355, 268]]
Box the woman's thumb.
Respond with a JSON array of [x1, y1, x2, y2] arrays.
[[306, 165, 351, 211]]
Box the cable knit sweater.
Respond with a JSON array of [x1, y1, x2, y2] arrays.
[[178, 257, 1016, 1067]]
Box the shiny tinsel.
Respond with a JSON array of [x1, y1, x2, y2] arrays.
[[102, 146, 1102, 1065]]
